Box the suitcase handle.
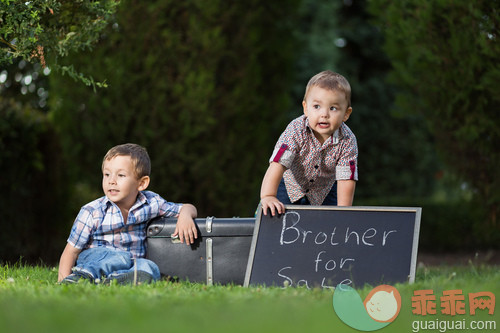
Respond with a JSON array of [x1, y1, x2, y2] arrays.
[[206, 216, 214, 233]]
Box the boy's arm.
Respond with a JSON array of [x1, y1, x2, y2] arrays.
[[58, 243, 82, 282], [337, 179, 356, 206], [172, 203, 198, 245], [260, 162, 286, 216]]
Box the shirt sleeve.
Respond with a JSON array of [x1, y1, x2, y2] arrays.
[[161, 201, 182, 218], [147, 191, 182, 218], [67, 206, 95, 249], [269, 117, 303, 169], [133, 191, 183, 222], [335, 124, 359, 181]]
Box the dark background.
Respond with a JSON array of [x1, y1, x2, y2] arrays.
[[1, 0, 498, 264]]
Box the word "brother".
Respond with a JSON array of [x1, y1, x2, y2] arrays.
[[279, 211, 397, 246]]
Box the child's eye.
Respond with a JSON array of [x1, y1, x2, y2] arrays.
[[118, 174, 126, 177], [103, 173, 110, 177], [313, 104, 320, 109], [330, 106, 338, 111]]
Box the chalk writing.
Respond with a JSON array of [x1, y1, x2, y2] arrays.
[[280, 211, 397, 247], [278, 266, 353, 289], [245, 206, 421, 288], [314, 251, 355, 272]]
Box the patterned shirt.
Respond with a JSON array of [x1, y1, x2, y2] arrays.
[[67, 191, 181, 258], [269, 115, 358, 205]]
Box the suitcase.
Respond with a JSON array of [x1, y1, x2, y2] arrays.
[[146, 216, 255, 285]]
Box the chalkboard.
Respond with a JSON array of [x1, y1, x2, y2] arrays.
[[244, 206, 421, 288]]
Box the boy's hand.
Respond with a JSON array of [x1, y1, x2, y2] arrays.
[[260, 163, 286, 216], [173, 204, 198, 245], [261, 196, 285, 216], [58, 243, 81, 282]]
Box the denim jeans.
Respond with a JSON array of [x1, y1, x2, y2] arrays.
[[73, 247, 161, 281], [276, 179, 337, 205]]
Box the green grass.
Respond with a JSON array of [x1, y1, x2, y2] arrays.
[[0, 264, 498, 333]]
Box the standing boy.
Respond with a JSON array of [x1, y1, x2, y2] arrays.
[[261, 70, 358, 216], [58, 143, 198, 284]]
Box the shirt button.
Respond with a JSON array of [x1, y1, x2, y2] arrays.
[[314, 165, 319, 169], [310, 179, 314, 183], [305, 189, 310, 193]]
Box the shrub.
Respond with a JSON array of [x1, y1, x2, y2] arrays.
[[0, 98, 70, 264]]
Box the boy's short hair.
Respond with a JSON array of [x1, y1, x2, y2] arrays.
[[102, 143, 151, 179], [303, 70, 352, 107]]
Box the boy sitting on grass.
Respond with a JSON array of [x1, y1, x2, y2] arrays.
[[261, 70, 358, 216], [58, 143, 198, 284]]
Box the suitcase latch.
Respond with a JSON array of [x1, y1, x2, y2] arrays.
[[206, 238, 213, 285], [206, 216, 214, 233]]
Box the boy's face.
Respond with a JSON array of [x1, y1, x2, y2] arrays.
[[102, 155, 149, 212], [303, 85, 352, 144]]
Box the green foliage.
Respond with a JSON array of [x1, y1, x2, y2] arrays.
[[0, 0, 120, 89], [362, 196, 500, 251], [0, 59, 50, 111], [369, 0, 500, 226], [418, 200, 499, 252], [50, 0, 299, 216], [290, 0, 342, 108], [0, 98, 70, 263], [333, 0, 440, 200]]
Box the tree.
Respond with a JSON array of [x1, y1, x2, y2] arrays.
[[291, 0, 342, 110], [0, 97, 69, 263], [332, 0, 440, 201], [0, 0, 120, 263], [0, 0, 119, 89], [49, 0, 299, 217], [369, 0, 500, 227]]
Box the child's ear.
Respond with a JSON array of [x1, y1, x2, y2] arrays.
[[302, 100, 308, 116], [343, 107, 353, 122], [138, 176, 150, 191]]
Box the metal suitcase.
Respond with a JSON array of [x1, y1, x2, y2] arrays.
[[146, 216, 255, 285]]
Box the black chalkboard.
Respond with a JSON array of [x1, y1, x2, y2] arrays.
[[244, 206, 421, 288]]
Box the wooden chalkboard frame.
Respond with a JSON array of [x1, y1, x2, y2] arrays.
[[244, 205, 422, 288]]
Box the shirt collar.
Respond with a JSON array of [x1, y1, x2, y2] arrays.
[[136, 191, 148, 205], [102, 191, 148, 210], [331, 128, 340, 145]]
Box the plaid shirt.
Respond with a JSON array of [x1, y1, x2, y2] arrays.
[[270, 115, 358, 205], [67, 191, 181, 258]]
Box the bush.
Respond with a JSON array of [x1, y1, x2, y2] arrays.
[[0, 98, 70, 264], [369, 0, 500, 227], [358, 197, 499, 252], [50, 0, 299, 217]]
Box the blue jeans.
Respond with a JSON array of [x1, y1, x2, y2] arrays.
[[276, 179, 337, 205], [73, 247, 161, 281]]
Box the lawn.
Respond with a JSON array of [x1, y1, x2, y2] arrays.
[[0, 263, 498, 333]]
